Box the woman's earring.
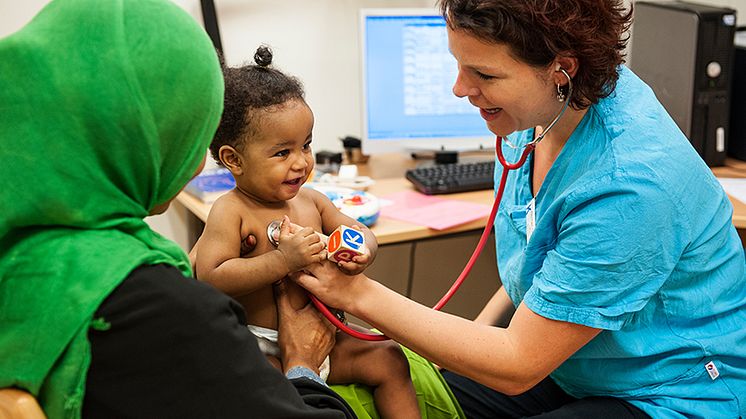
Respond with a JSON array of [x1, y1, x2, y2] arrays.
[[556, 83, 566, 102]]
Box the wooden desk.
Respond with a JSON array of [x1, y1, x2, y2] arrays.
[[177, 177, 493, 245], [174, 152, 501, 321], [177, 154, 746, 240], [711, 158, 746, 229], [175, 176, 500, 321], [176, 151, 498, 245], [174, 154, 746, 321]]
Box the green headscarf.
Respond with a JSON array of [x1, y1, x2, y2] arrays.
[[0, 0, 223, 417]]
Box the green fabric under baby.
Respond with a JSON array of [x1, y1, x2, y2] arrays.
[[331, 345, 465, 419]]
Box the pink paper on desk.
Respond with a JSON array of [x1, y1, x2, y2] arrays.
[[380, 190, 492, 230]]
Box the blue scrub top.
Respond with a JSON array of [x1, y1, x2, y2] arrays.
[[495, 66, 746, 418]]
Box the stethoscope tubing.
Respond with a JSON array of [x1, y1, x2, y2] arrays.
[[309, 137, 535, 341]]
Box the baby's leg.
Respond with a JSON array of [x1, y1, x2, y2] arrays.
[[327, 326, 420, 419]]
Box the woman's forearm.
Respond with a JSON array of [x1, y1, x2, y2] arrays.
[[347, 276, 599, 395], [348, 278, 528, 393], [296, 264, 600, 394], [474, 286, 515, 326]]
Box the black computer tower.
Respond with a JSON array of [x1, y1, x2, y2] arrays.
[[728, 30, 746, 160], [630, 1, 737, 167]]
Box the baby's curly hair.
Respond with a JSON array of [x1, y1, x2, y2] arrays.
[[439, 0, 633, 110], [211, 45, 305, 163]]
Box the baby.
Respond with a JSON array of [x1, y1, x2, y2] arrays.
[[195, 46, 420, 418]]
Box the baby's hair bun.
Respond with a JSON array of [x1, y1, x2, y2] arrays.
[[254, 45, 273, 67]]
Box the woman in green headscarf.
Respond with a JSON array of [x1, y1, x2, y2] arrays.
[[0, 1, 353, 418]]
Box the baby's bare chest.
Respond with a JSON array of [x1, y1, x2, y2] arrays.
[[241, 198, 323, 256]]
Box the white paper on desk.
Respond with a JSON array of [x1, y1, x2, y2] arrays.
[[380, 191, 492, 230], [717, 178, 746, 205]]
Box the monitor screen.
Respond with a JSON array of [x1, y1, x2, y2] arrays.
[[360, 9, 494, 155]]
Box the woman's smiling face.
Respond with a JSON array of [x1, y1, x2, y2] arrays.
[[447, 27, 560, 138]]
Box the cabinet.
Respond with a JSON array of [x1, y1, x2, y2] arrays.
[[357, 230, 501, 325]]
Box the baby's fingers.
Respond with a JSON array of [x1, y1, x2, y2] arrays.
[[309, 241, 326, 256], [315, 250, 329, 263], [351, 253, 370, 264], [297, 226, 319, 241]]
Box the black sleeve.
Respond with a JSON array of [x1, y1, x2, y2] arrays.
[[83, 264, 355, 418], [292, 377, 356, 417]]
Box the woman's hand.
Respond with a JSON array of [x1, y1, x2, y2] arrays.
[[277, 216, 327, 273], [275, 280, 336, 374], [291, 260, 367, 312]]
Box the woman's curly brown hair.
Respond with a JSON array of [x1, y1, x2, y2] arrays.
[[438, 0, 633, 109]]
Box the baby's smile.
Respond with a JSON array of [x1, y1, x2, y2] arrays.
[[283, 176, 303, 186]]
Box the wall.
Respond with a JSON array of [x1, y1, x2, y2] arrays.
[[203, 0, 745, 156], [2, 0, 744, 155], [207, 0, 436, 159], [2, 0, 744, 249], [0, 0, 49, 35]]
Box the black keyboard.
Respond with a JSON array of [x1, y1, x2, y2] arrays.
[[405, 161, 495, 195]]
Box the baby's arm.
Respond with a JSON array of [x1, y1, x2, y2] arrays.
[[189, 231, 256, 273], [306, 189, 378, 274], [195, 197, 326, 297]]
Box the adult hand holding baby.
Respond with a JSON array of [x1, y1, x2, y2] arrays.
[[275, 280, 336, 375]]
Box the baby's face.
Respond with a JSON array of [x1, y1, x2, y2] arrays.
[[234, 99, 315, 203]]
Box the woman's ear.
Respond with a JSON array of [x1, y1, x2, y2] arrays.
[[219, 145, 243, 176], [553, 56, 579, 85]]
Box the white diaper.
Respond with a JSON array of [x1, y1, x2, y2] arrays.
[[247, 324, 330, 381]]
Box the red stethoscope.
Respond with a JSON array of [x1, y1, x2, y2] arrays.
[[292, 70, 573, 341]]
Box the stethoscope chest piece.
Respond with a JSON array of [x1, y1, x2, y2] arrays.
[[267, 219, 282, 247]]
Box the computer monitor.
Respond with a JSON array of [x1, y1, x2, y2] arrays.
[[359, 8, 494, 155]]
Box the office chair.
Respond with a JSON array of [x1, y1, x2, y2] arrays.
[[0, 389, 45, 419]]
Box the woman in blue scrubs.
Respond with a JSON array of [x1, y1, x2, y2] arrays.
[[295, 0, 746, 417]]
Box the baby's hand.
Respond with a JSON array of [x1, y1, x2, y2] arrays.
[[277, 216, 327, 273], [336, 247, 371, 275], [279, 221, 328, 249]]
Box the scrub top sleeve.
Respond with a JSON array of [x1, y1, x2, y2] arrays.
[[525, 176, 689, 330]]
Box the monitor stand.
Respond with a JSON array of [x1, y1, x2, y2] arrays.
[[434, 150, 459, 164], [409, 148, 460, 164], [409, 145, 495, 164]]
